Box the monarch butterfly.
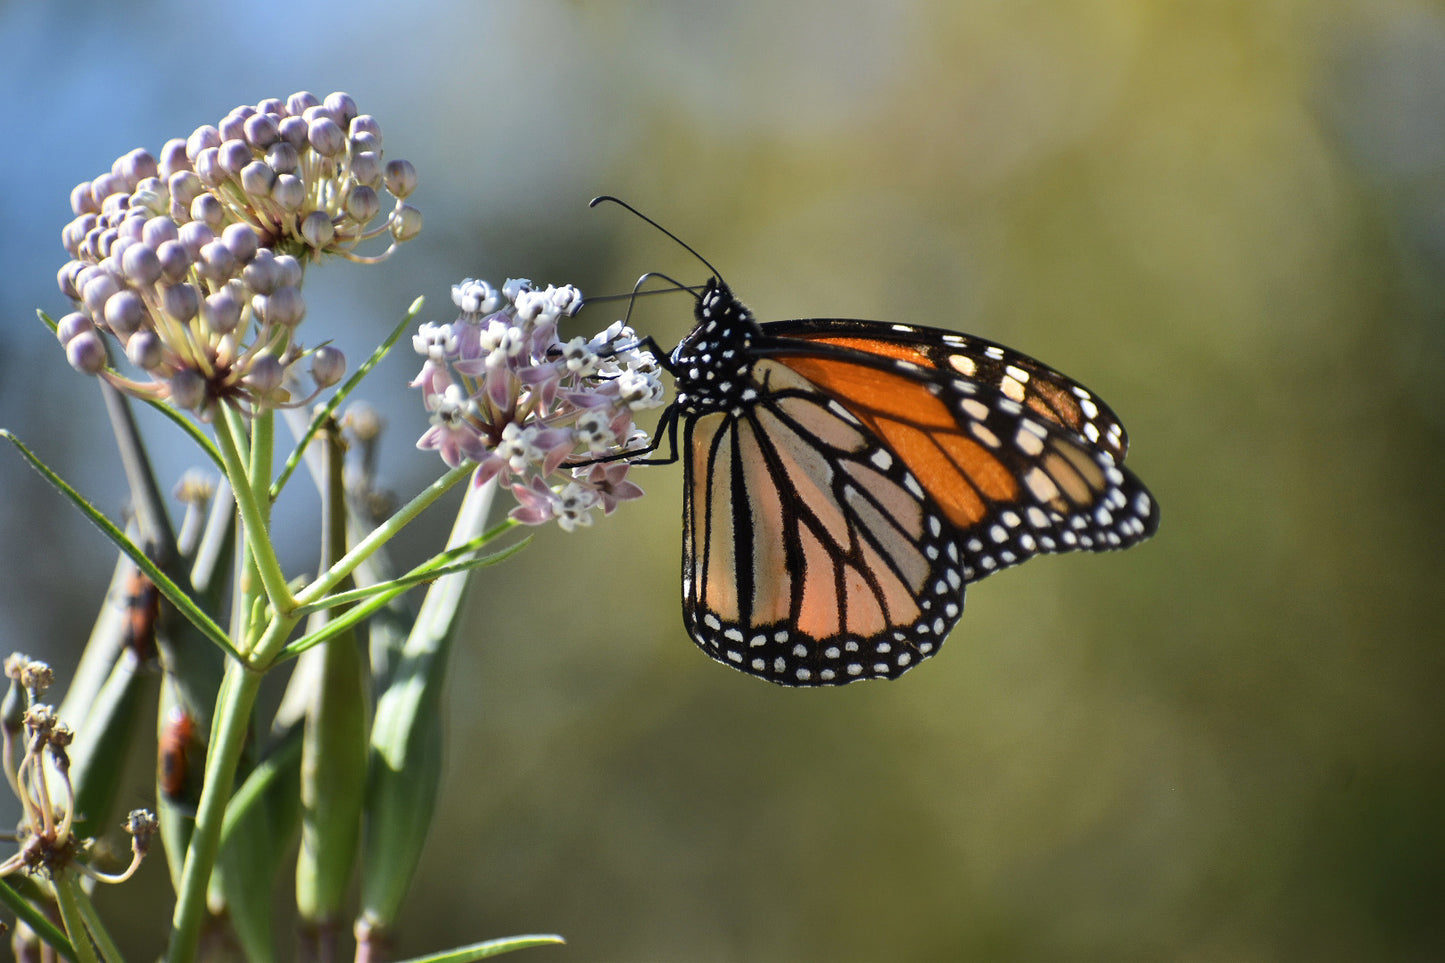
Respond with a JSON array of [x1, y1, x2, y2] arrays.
[[594, 198, 1159, 686]]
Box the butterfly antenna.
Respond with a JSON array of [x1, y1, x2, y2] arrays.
[[572, 271, 697, 363], [577, 271, 699, 323], [576, 274, 699, 308], [590, 195, 726, 284], [612, 270, 696, 329]]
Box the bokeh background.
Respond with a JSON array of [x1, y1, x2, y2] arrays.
[[3, 0, 1444, 959]]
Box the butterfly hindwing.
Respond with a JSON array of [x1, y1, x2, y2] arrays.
[[682, 359, 964, 686]]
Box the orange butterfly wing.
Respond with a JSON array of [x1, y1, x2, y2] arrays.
[[670, 282, 1157, 686], [682, 359, 965, 684]]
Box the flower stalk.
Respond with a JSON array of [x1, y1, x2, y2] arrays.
[[212, 409, 295, 632], [166, 659, 263, 963]]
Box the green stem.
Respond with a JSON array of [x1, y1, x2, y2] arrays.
[[291, 520, 521, 618], [285, 582, 411, 660], [249, 410, 275, 513], [74, 886, 126, 963], [212, 409, 294, 625], [290, 461, 473, 613], [164, 658, 263, 963], [220, 724, 303, 848], [52, 875, 101, 963], [282, 533, 531, 659], [246, 611, 303, 670]]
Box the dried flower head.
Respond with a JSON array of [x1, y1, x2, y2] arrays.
[[55, 91, 420, 416], [0, 658, 159, 885], [413, 279, 662, 529], [0, 658, 79, 879], [123, 809, 159, 865]]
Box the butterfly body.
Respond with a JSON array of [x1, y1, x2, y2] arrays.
[[654, 278, 1158, 686], [669, 280, 765, 412]]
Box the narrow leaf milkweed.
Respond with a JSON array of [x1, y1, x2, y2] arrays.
[[593, 199, 1160, 687]]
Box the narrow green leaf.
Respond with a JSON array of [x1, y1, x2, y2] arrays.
[[359, 481, 495, 930], [290, 459, 474, 612], [295, 423, 368, 925], [353, 518, 415, 692], [100, 377, 179, 556], [388, 935, 567, 963], [274, 388, 416, 686], [290, 526, 527, 620], [397, 533, 531, 580], [220, 724, 304, 848], [72, 883, 126, 963], [65, 647, 150, 841], [0, 878, 77, 959], [281, 581, 411, 660], [210, 728, 302, 963], [270, 297, 423, 500], [282, 528, 529, 660], [52, 875, 101, 963], [0, 430, 238, 659]]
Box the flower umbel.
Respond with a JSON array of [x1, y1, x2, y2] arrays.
[[55, 91, 422, 416], [413, 279, 664, 529]]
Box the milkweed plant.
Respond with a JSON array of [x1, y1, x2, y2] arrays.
[[1, 91, 664, 963]]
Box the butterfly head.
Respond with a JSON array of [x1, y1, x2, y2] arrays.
[[670, 278, 764, 412]]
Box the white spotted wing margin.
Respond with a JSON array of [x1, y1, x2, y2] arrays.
[[680, 359, 966, 686], [761, 317, 1136, 463], [750, 320, 1160, 582]]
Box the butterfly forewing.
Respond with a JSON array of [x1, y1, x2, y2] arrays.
[[760, 345, 1158, 581], [765, 318, 1132, 461]]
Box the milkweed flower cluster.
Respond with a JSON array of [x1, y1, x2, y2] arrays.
[[54, 91, 421, 417], [413, 279, 666, 530]]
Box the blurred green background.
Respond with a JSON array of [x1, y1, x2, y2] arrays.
[[3, 0, 1444, 959]]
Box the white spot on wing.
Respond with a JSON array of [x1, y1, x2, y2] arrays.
[[950, 355, 978, 377], [971, 422, 1001, 448], [1014, 427, 1045, 456]]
